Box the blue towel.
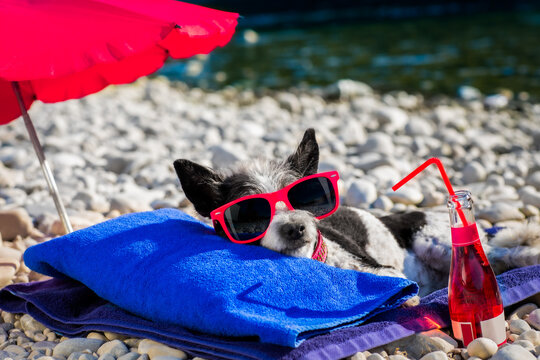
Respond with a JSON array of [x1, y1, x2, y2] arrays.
[[1, 266, 538, 360], [23, 208, 418, 347]]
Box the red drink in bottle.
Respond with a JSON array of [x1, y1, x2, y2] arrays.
[[447, 190, 506, 347]]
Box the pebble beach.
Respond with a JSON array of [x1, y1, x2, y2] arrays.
[[0, 77, 540, 360]]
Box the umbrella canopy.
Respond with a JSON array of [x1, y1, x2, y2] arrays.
[[0, 0, 238, 124], [0, 0, 238, 233]]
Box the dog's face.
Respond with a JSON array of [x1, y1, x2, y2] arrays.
[[174, 129, 322, 257]]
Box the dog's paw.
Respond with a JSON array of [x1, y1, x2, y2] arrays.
[[402, 295, 421, 307]]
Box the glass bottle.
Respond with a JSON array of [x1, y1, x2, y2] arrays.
[[447, 190, 506, 347]]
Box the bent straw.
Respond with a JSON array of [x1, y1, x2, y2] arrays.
[[392, 157, 469, 226]]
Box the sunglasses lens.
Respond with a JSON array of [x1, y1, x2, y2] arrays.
[[223, 198, 272, 241], [288, 177, 336, 217]]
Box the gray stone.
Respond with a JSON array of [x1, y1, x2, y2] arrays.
[[419, 351, 449, 360], [513, 339, 535, 351], [53, 338, 105, 358], [388, 355, 408, 360], [467, 337, 498, 359], [117, 352, 141, 360], [519, 329, 540, 346], [31, 342, 57, 352], [526, 171, 540, 190], [79, 354, 98, 360], [98, 354, 116, 360], [491, 344, 536, 360], [365, 354, 385, 360], [527, 309, 540, 330], [4, 345, 27, 355], [97, 340, 129, 357], [68, 352, 86, 360], [509, 303, 538, 321], [509, 319, 532, 334]]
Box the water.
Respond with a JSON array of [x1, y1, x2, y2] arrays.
[[159, 11, 540, 99]]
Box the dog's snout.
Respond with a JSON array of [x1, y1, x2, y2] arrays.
[[280, 223, 306, 241]]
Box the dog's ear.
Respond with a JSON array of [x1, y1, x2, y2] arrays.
[[286, 128, 319, 176], [173, 159, 223, 217]]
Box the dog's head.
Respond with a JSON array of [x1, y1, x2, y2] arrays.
[[174, 128, 322, 258]]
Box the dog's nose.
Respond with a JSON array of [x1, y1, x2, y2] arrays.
[[280, 223, 306, 241]]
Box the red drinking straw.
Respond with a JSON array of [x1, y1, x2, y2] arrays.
[[392, 158, 469, 226]]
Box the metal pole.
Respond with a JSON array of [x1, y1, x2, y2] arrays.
[[11, 82, 73, 234]]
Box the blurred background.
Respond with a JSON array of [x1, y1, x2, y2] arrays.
[[160, 0, 540, 100]]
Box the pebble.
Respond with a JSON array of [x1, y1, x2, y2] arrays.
[[519, 329, 540, 346], [477, 202, 526, 223], [386, 187, 424, 205], [138, 339, 187, 360], [0, 79, 539, 360], [97, 340, 129, 358], [509, 319, 531, 334], [53, 339, 105, 358], [528, 309, 540, 330], [491, 344, 536, 360], [346, 179, 378, 207], [0, 208, 34, 241], [467, 337, 498, 359], [418, 351, 448, 360]]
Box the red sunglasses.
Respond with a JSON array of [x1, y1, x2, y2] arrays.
[[210, 171, 340, 243]]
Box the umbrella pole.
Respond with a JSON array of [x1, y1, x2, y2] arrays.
[[11, 82, 74, 234]]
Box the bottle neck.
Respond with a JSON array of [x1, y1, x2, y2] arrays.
[[448, 190, 480, 246], [447, 190, 476, 228]]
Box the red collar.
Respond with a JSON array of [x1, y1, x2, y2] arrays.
[[311, 230, 327, 263]]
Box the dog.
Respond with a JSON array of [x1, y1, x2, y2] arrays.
[[174, 128, 540, 298]]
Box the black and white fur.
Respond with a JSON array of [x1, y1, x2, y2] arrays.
[[174, 129, 540, 297]]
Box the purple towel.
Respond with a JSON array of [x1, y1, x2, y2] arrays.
[[1, 265, 539, 360]]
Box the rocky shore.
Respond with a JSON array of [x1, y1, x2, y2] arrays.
[[0, 77, 539, 359]]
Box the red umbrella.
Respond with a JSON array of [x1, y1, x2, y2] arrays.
[[0, 0, 238, 233]]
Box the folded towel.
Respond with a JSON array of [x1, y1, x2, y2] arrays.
[[1, 265, 538, 360], [22, 208, 418, 347]]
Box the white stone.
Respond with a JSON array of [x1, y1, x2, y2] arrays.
[[346, 179, 378, 207], [97, 340, 129, 357], [357, 132, 395, 155], [513, 339, 535, 351], [324, 79, 373, 100], [491, 344, 536, 360], [138, 339, 187, 360], [462, 162, 487, 184], [419, 351, 448, 360], [372, 106, 408, 132], [372, 196, 393, 211], [366, 354, 385, 360], [458, 86, 482, 101], [467, 337, 498, 359], [520, 186, 540, 208], [386, 187, 424, 205], [477, 202, 525, 223]]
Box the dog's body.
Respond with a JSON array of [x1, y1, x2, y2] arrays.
[[175, 129, 540, 297]]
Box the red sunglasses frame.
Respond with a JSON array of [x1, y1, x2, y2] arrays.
[[210, 171, 340, 244]]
